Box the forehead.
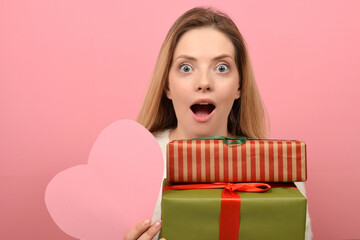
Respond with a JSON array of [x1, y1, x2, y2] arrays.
[[173, 27, 235, 60]]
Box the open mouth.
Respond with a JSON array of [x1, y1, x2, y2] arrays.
[[190, 103, 216, 116]]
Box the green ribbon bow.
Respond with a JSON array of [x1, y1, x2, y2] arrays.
[[190, 136, 247, 145]]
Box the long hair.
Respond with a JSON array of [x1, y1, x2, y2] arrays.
[[137, 6, 268, 139]]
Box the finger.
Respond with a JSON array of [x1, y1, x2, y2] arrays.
[[138, 221, 162, 240], [123, 219, 151, 240]]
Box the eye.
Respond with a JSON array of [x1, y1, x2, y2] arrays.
[[216, 64, 229, 73], [179, 64, 192, 73]]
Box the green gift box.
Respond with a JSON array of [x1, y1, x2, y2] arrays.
[[160, 179, 306, 240]]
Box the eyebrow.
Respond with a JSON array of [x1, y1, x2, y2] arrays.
[[174, 54, 234, 61]]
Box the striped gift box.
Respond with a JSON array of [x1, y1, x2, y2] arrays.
[[166, 138, 307, 183]]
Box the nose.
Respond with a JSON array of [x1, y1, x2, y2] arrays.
[[195, 72, 213, 92]]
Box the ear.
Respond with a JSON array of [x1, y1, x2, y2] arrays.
[[235, 88, 241, 100], [165, 88, 172, 100]]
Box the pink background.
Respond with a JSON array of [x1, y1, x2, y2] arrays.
[[1, 0, 359, 239]]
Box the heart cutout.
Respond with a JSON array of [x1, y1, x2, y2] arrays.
[[45, 120, 164, 240]]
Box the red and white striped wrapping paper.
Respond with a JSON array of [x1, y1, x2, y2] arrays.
[[166, 139, 307, 183]]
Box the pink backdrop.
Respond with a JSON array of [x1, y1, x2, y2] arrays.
[[1, 0, 359, 239]]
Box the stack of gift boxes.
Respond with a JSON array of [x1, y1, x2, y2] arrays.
[[159, 137, 308, 240]]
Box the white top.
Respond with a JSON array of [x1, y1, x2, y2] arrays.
[[152, 129, 313, 240]]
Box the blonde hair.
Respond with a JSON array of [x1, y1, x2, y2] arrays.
[[137, 7, 268, 139]]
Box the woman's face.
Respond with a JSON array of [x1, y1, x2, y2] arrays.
[[166, 27, 240, 139]]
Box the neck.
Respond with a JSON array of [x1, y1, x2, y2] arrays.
[[169, 127, 233, 141]]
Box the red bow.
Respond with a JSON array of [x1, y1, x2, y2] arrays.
[[163, 182, 271, 240]]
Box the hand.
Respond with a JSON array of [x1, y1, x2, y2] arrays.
[[123, 219, 165, 240]]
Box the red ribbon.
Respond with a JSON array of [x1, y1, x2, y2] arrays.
[[163, 182, 272, 240]]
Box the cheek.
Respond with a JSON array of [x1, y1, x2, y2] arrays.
[[169, 78, 191, 99], [231, 78, 241, 99], [216, 88, 240, 114], [218, 80, 240, 100], [168, 82, 191, 111]]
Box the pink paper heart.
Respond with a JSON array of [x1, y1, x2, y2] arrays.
[[45, 120, 163, 240]]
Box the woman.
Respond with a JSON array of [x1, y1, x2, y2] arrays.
[[124, 6, 312, 240]]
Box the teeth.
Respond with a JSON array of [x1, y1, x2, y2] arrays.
[[198, 103, 209, 105]]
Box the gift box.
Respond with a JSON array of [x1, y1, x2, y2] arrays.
[[166, 137, 307, 183], [160, 179, 307, 240]]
